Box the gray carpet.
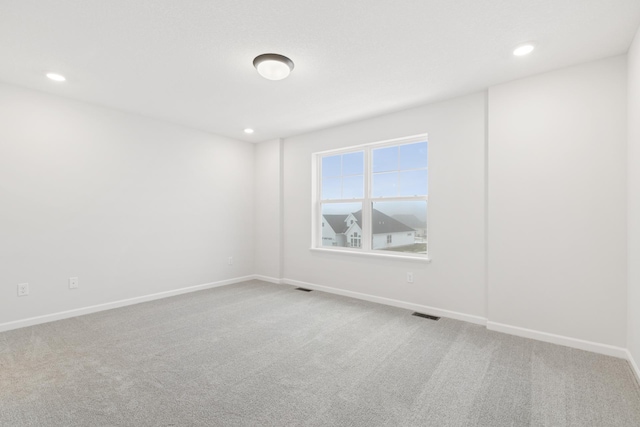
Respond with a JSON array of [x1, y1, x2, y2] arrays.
[[1, 280, 639, 426]]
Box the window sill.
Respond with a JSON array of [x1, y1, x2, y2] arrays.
[[310, 247, 431, 263]]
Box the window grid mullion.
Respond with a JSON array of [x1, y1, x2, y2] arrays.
[[316, 154, 323, 247], [363, 146, 372, 251]]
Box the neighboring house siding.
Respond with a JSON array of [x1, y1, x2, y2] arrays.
[[344, 223, 363, 248], [321, 219, 337, 246], [372, 231, 416, 249], [322, 214, 348, 247]]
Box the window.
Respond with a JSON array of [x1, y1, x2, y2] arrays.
[[314, 134, 428, 258]]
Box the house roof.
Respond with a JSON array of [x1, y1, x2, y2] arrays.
[[392, 214, 426, 229], [323, 214, 349, 234], [323, 210, 415, 234], [357, 210, 415, 234]]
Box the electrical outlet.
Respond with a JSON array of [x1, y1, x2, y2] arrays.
[[228, 257, 233, 266], [406, 272, 414, 283], [18, 283, 29, 296], [69, 277, 79, 289]]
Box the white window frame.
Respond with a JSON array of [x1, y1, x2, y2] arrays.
[[311, 134, 429, 261]]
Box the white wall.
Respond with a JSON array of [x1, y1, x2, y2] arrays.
[[0, 83, 255, 326], [254, 139, 283, 280], [488, 56, 628, 347], [1, 51, 633, 358], [282, 93, 487, 320], [277, 56, 629, 353], [628, 28, 640, 366]]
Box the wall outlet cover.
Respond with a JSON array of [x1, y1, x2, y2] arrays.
[[18, 283, 29, 296]]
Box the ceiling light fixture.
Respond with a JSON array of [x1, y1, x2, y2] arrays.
[[513, 44, 535, 56], [46, 72, 66, 82], [244, 128, 254, 134], [253, 53, 294, 81]]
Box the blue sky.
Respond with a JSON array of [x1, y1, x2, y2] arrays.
[[322, 141, 427, 200]]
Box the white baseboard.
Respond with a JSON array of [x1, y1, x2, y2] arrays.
[[626, 349, 640, 384], [487, 321, 627, 359], [0, 275, 255, 333], [251, 275, 283, 284], [3, 274, 635, 366], [281, 278, 487, 326], [279, 277, 630, 360]]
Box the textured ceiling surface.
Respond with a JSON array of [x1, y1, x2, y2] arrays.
[[1, 0, 639, 142]]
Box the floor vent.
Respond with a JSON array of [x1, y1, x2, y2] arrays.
[[412, 312, 440, 321], [295, 287, 313, 292]]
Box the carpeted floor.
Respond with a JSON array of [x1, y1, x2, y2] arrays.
[[1, 280, 639, 426]]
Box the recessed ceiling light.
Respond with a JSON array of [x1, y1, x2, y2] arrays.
[[253, 54, 294, 81], [46, 72, 66, 82], [513, 44, 535, 56], [244, 128, 254, 134]]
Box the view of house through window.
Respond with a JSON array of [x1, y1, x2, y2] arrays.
[[321, 203, 363, 248], [372, 201, 427, 254], [316, 135, 428, 256]]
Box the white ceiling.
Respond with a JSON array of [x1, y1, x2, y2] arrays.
[[1, 0, 639, 143]]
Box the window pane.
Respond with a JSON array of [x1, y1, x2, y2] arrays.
[[342, 175, 364, 198], [399, 169, 428, 196], [321, 203, 363, 248], [322, 177, 341, 200], [371, 201, 427, 254], [399, 141, 427, 170], [321, 151, 364, 200], [372, 146, 398, 173], [342, 152, 364, 175], [372, 172, 398, 197], [322, 155, 341, 178]]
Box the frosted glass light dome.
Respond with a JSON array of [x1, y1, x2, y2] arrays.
[[253, 54, 294, 81], [46, 72, 66, 82], [513, 44, 535, 56]]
